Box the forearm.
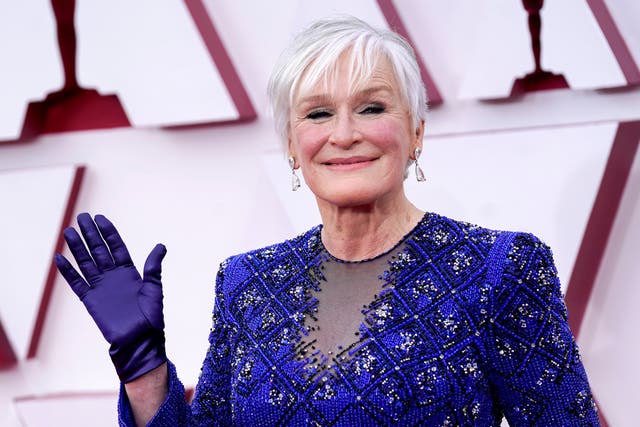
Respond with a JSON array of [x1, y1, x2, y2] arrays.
[[124, 362, 169, 426]]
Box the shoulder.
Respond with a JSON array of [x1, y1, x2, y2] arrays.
[[415, 212, 507, 263], [436, 214, 565, 304], [215, 225, 323, 289], [422, 212, 552, 252], [496, 231, 562, 300], [418, 213, 557, 282]]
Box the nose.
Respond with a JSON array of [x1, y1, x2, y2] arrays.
[[328, 110, 360, 148]]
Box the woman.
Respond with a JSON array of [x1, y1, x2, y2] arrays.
[[55, 16, 599, 426]]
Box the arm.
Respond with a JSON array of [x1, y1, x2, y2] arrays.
[[55, 213, 169, 425], [124, 363, 168, 426], [57, 213, 237, 426], [483, 232, 599, 426], [117, 257, 238, 426], [189, 256, 237, 425]]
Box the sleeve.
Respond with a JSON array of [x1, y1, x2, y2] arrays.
[[483, 232, 600, 426], [117, 257, 237, 426], [190, 256, 237, 425]]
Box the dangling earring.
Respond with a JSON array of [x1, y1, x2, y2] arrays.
[[289, 156, 301, 191], [414, 147, 426, 182]]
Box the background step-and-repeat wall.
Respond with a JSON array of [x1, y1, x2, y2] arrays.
[[1, 1, 639, 425]]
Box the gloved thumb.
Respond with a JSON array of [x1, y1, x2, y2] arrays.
[[143, 244, 167, 286]]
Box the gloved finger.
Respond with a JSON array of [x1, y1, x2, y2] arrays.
[[94, 214, 133, 267], [54, 253, 91, 299], [63, 227, 100, 280], [143, 244, 167, 286], [77, 213, 114, 271]]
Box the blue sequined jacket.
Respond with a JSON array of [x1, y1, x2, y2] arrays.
[[119, 213, 599, 426]]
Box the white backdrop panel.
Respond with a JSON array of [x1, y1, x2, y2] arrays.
[[396, 0, 626, 100], [0, 2, 62, 140], [76, 0, 238, 126], [605, 0, 640, 71], [290, 0, 387, 34], [541, 0, 625, 89], [14, 393, 118, 427], [391, 0, 480, 101], [580, 143, 640, 427], [0, 165, 79, 361]]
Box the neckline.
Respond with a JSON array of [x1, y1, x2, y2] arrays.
[[317, 211, 429, 264]]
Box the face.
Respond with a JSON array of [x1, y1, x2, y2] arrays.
[[288, 54, 424, 208]]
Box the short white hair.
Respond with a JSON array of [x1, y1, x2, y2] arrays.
[[268, 15, 428, 149]]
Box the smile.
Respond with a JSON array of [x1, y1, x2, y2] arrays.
[[323, 156, 377, 171]]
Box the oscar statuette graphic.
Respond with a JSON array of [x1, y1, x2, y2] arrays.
[[511, 0, 569, 95], [19, 0, 130, 140]]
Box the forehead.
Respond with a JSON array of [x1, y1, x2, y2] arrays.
[[293, 52, 400, 103]]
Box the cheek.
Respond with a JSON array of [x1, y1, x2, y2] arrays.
[[292, 125, 327, 161], [366, 120, 411, 154]]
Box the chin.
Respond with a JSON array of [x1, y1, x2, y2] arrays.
[[313, 183, 397, 209]]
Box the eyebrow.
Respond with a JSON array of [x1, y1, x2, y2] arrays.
[[295, 86, 394, 108]]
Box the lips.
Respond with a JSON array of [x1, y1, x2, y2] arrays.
[[322, 156, 377, 171], [323, 156, 376, 166]]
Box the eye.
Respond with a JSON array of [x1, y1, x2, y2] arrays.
[[305, 110, 332, 120], [359, 104, 385, 115]]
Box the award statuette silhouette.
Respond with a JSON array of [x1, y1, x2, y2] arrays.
[[511, 0, 569, 96], [18, 0, 130, 140]]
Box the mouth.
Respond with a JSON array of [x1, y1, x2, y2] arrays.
[[322, 156, 377, 171]]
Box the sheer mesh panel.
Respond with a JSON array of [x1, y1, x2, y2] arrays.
[[302, 242, 409, 363]]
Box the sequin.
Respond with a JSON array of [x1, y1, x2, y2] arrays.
[[118, 212, 599, 426]]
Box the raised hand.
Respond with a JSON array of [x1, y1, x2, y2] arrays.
[[54, 213, 167, 382]]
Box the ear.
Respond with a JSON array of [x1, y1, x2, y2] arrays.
[[410, 120, 425, 160], [415, 119, 425, 144], [287, 137, 299, 169]]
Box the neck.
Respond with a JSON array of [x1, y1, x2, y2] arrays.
[[317, 191, 423, 261]]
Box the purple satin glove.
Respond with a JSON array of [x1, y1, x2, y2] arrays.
[[54, 213, 167, 382]]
